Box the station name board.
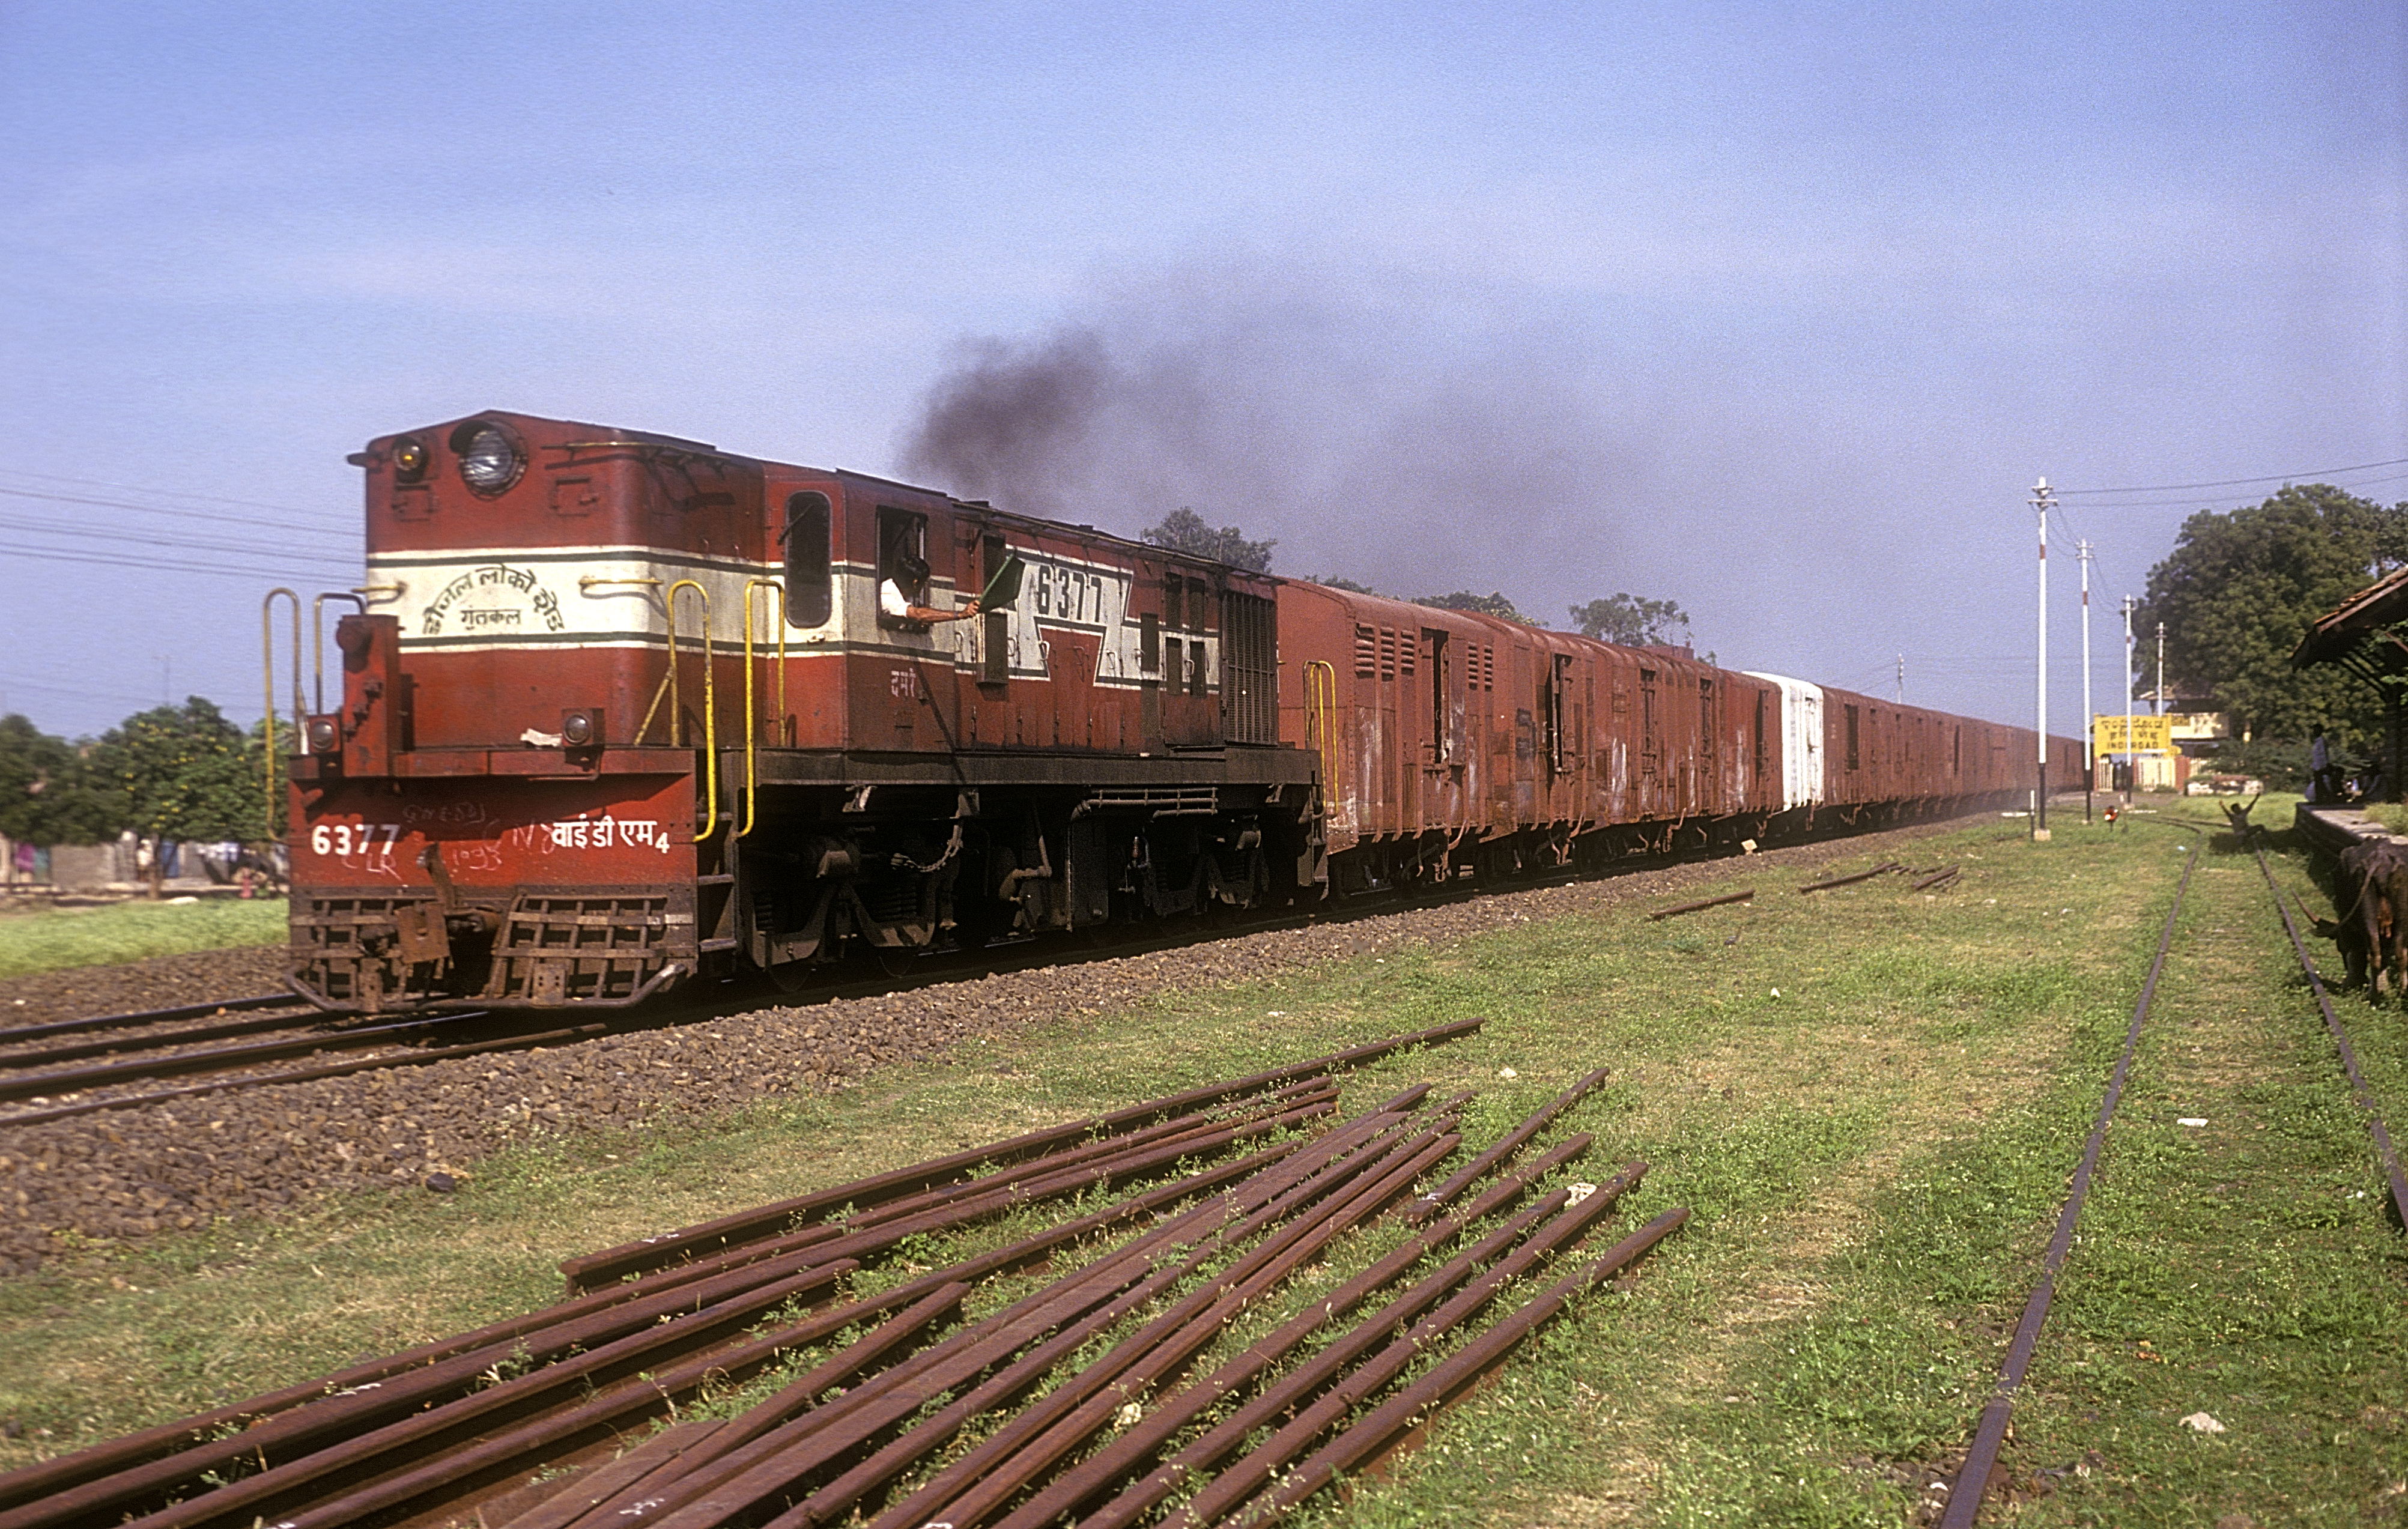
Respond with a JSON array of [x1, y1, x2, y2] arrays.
[[2093, 714, 2173, 754]]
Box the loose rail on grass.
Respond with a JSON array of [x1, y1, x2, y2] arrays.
[[0, 1022, 1688, 1529], [1938, 842, 2198, 1528], [2250, 844, 2408, 1233], [1796, 861, 1903, 894], [1646, 889, 1753, 921]]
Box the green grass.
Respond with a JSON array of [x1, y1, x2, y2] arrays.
[[2, 808, 2404, 1523], [0, 898, 287, 978]]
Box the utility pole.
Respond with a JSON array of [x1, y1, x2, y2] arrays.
[[2156, 622, 2166, 715], [1896, 653, 1904, 704], [2121, 595, 2137, 805], [2030, 480, 2053, 840], [2078, 540, 2094, 823]]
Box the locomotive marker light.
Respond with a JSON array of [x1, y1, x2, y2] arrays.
[[392, 435, 428, 481], [2030, 479, 2054, 840], [306, 715, 339, 753], [560, 707, 602, 748]]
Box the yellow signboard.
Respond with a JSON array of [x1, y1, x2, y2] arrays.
[[2093, 714, 2173, 754]]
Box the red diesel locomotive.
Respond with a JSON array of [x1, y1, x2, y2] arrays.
[[278, 410, 2078, 1013]]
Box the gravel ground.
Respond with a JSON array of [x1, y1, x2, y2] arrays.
[[0, 946, 290, 1029], [0, 819, 1986, 1274]]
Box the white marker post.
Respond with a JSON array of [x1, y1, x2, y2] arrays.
[[2030, 480, 2054, 840]]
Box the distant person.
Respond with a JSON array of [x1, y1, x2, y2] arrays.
[[2311, 733, 2332, 803], [879, 554, 979, 626]]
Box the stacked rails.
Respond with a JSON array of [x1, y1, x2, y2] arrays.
[[0, 1020, 1688, 1529]]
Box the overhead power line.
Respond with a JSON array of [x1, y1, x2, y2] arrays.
[[0, 540, 359, 583], [2057, 456, 2408, 495], [0, 467, 337, 519], [0, 513, 357, 569], [0, 485, 353, 539]]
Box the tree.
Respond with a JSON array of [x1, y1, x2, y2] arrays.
[[0, 715, 114, 846], [1312, 575, 1383, 595], [1415, 590, 1525, 622], [1569, 592, 1691, 647], [82, 698, 271, 844], [1141, 508, 1275, 572], [2137, 484, 2408, 746]]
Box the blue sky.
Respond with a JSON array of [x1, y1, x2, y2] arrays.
[[2, 1, 2401, 735]]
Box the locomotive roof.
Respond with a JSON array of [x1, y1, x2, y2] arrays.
[[374, 408, 1267, 581]]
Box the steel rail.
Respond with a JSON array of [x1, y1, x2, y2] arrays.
[[0, 1022, 593, 1130], [31, 1255, 865, 1529], [622, 1104, 1445, 1529], [1937, 841, 2199, 1529], [533, 1133, 1341, 1525], [802, 1127, 1465, 1529], [1796, 861, 1903, 893], [1225, 1206, 1691, 1527], [0, 1008, 497, 1104], [591, 1091, 1341, 1310], [1076, 1154, 1625, 1529], [562, 1017, 1484, 1291], [562, 1080, 1340, 1303], [463, 1108, 1412, 1529], [1152, 1159, 1651, 1529], [988, 1130, 1596, 1529], [856, 1121, 1468, 1529], [255, 1114, 1373, 1529], [1408, 1068, 1609, 1222], [953, 1131, 1598, 1529], [0, 1007, 363, 1068], [1647, 889, 1753, 921], [1074, 1185, 1575, 1529], [2251, 844, 2408, 1232], [0, 1115, 1327, 1529], [0, 992, 299, 1046]]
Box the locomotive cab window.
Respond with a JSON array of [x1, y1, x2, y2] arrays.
[[876, 507, 930, 629], [980, 533, 1010, 684], [781, 492, 833, 627]]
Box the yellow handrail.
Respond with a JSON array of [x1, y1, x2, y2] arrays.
[[261, 590, 303, 841], [1304, 659, 1339, 801], [738, 578, 787, 838], [664, 580, 717, 841]]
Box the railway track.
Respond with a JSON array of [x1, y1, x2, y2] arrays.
[[0, 1025, 1689, 1529], [0, 798, 2036, 1145], [1935, 816, 2408, 1524], [0, 810, 1946, 1132]]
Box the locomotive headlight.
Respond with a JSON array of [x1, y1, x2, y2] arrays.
[[391, 435, 428, 481], [453, 420, 524, 495]]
